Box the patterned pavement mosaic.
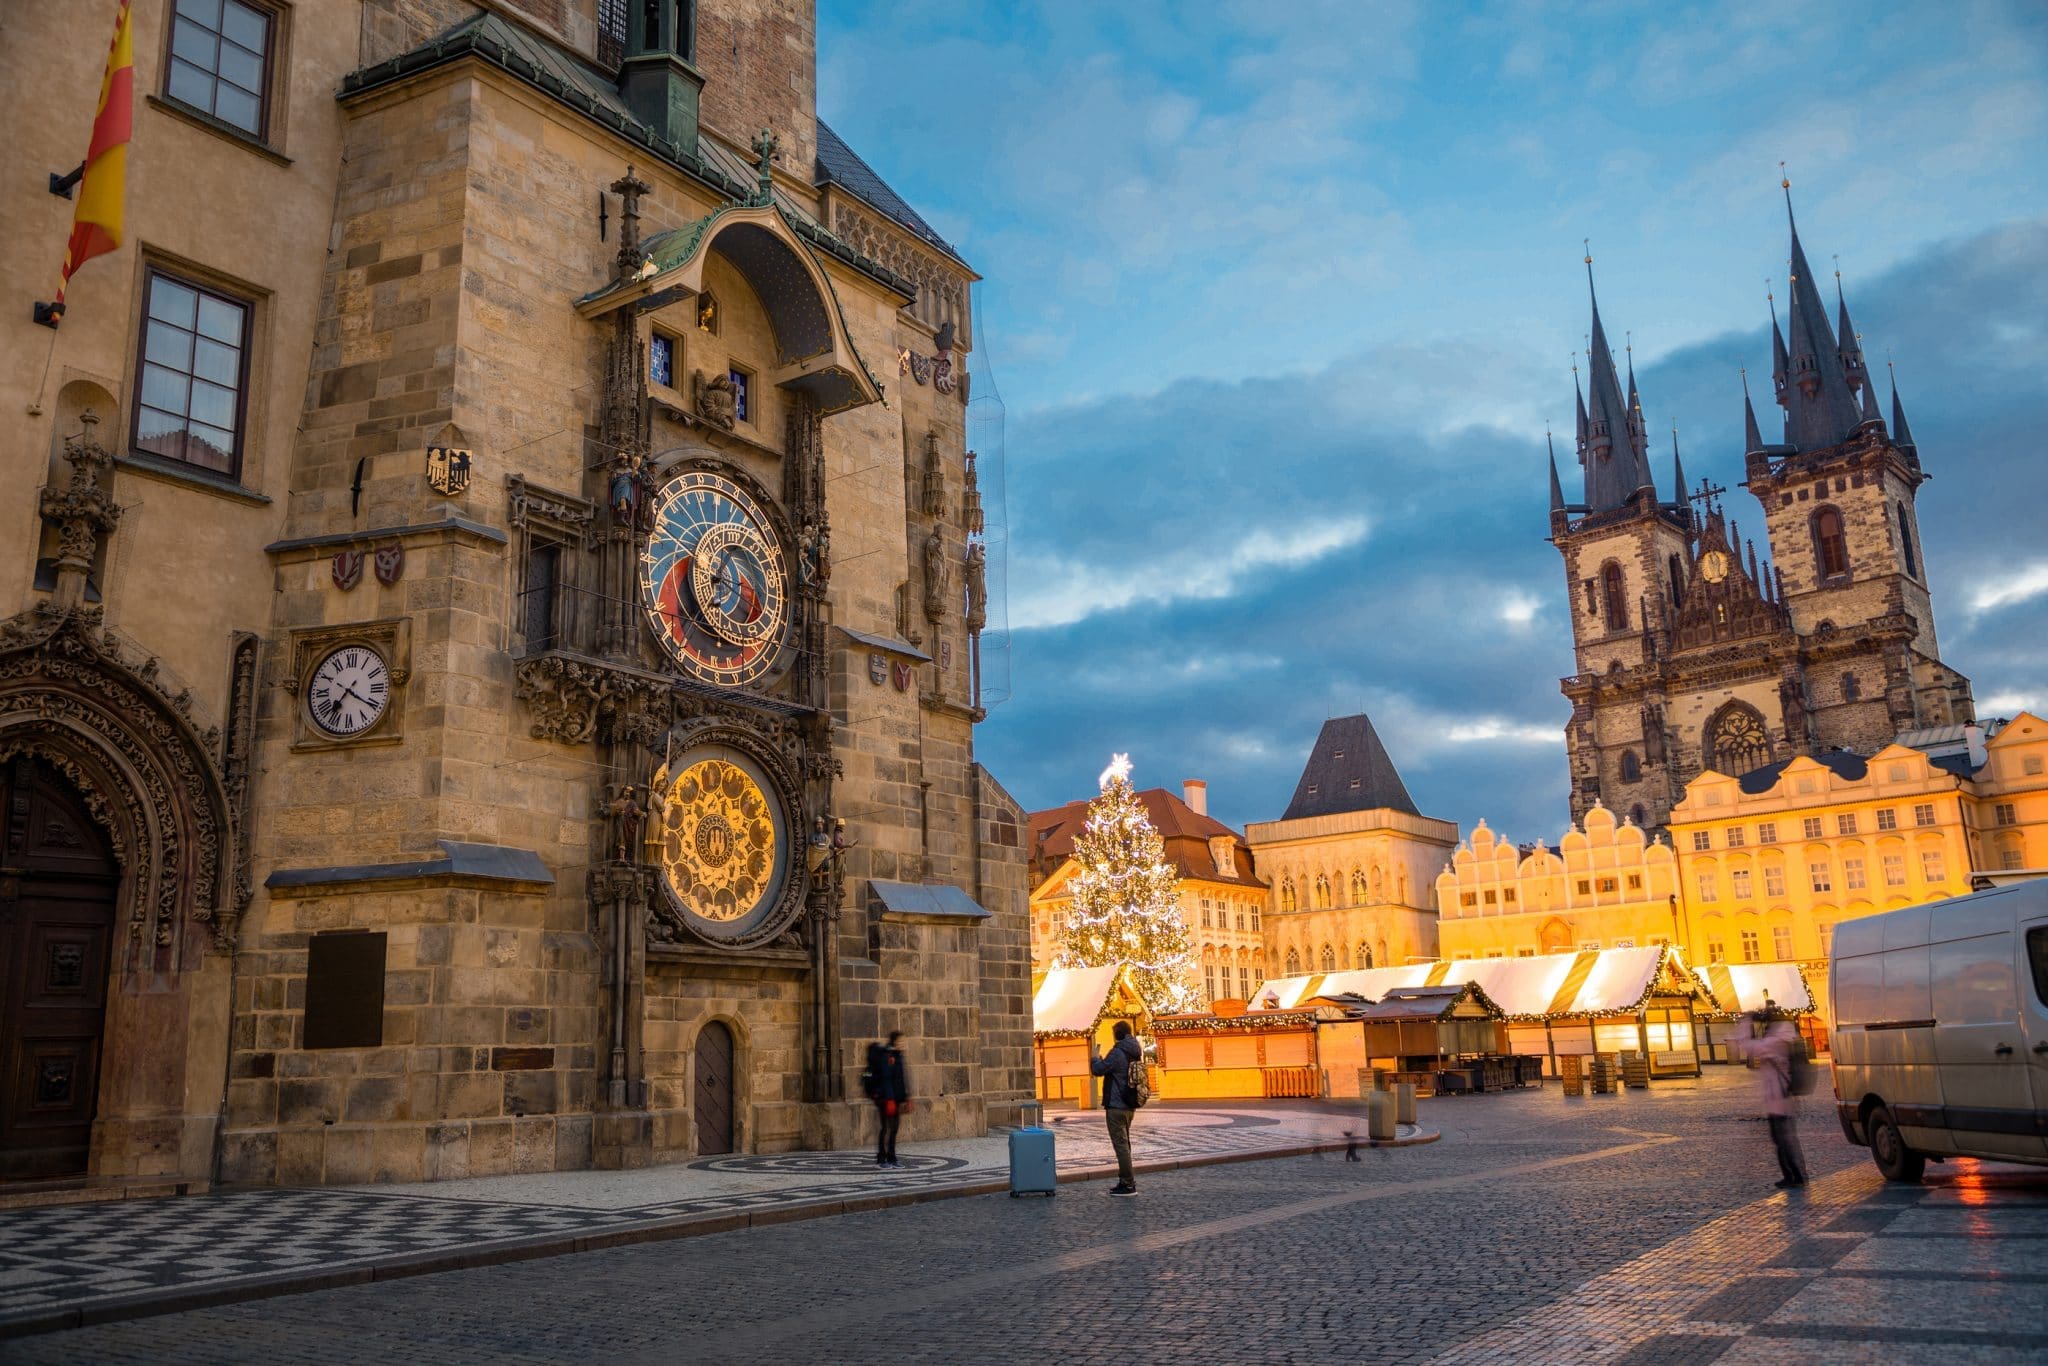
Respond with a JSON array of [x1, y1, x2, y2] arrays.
[[0, 1101, 1391, 1331]]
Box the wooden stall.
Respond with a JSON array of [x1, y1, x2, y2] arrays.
[[1031, 965, 1152, 1108], [1691, 962, 1820, 1062], [1314, 983, 1508, 1098], [1150, 1001, 1324, 1100]]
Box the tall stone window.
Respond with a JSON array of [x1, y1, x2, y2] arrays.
[[164, 0, 277, 140], [1357, 941, 1372, 969], [1320, 944, 1336, 973], [1896, 502, 1919, 578], [133, 268, 251, 476], [1811, 506, 1850, 580], [1285, 947, 1301, 975], [1704, 702, 1770, 777], [1600, 562, 1629, 631], [1620, 750, 1641, 783]]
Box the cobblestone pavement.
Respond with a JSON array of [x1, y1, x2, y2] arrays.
[[7, 1070, 2045, 1363], [0, 1102, 1408, 1331]]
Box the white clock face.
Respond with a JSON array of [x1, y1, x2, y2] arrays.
[[308, 645, 391, 737]]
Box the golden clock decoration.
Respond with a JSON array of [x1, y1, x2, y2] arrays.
[[651, 748, 789, 935]]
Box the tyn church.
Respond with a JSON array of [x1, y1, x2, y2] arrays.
[[1551, 194, 1974, 833]]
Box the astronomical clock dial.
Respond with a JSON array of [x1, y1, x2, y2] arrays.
[[1700, 550, 1731, 583], [307, 644, 391, 737], [651, 747, 790, 941], [640, 469, 791, 688]]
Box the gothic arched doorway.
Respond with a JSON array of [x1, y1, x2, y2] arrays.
[[1, 757, 119, 1179], [693, 1021, 736, 1156]]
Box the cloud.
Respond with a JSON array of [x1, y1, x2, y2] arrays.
[[1009, 517, 1368, 630], [1982, 691, 2044, 717], [1970, 564, 2048, 615]]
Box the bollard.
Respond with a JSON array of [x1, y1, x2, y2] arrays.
[[1395, 1081, 1416, 1125], [1365, 1090, 1397, 1140]]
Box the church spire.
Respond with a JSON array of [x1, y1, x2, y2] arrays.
[[1669, 426, 1687, 514], [1835, 265, 1870, 395], [1889, 361, 1920, 465], [1769, 287, 1789, 406], [1742, 367, 1765, 455], [1576, 247, 1654, 512], [1548, 430, 1566, 514], [1777, 173, 1865, 451]]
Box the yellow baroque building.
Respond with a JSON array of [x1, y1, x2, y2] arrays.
[[1668, 746, 1977, 993], [1435, 803, 1682, 959], [1246, 716, 1455, 975], [1980, 712, 2048, 876]]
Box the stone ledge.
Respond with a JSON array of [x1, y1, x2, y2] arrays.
[[263, 515, 508, 560], [265, 840, 553, 897]]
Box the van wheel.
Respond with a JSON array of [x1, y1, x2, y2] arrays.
[[1868, 1105, 1925, 1183]]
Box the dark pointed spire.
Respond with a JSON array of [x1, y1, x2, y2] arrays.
[[1670, 426, 1687, 512], [1769, 287, 1789, 406], [1573, 361, 1589, 466], [1834, 266, 1869, 394], [1548, 430, 1566, 513], [1889, 362, 1920, 464], [1860, 374, 1883, 425], [1742, 368, 1765, 454], [1577, 246, 1655, 512], [1777, 172, 1866, 450]]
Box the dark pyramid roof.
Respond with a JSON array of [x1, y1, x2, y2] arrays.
[[816, 121, 964, 264], [1579, 268, 1655, 512], [1281, 716, 1418, 820], [1742, 371, 1766, 454]]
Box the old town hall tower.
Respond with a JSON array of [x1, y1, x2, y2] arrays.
[[1550, 193, 1974, 832]]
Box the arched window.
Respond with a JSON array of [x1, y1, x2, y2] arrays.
[[1357, 942, 1373, 969], [1620, 750, 1641, 783], [1397, 872, 1407, 903], [1705, 701, 1772, 777], [1320, 944, 1336, 972], [1285, 947, 1301, 975], [1841, 671, 1860, 702], [1280, 878, 1297, 912], [1667, 553, 1684, 605], [1314, 874, 1331, 909], [1601, 562, 1629, 630], [1896, 502, 1918, 578], [1812, 507, 1849, 579], [1631, 803, 1647, 827], [1350, 868, 1367, 903], [1370, 865, 1385, 899]]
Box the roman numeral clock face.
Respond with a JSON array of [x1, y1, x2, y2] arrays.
[[307, 645, 390, 737], [640, 470, 791, 687]]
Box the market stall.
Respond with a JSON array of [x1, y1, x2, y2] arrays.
[[1031, 964, 1152, 1107]]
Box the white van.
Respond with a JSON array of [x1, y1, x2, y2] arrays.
[[1829, 881, 2048, 1180]]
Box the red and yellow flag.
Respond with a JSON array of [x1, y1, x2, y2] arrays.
[[53, 0, 135, 320]]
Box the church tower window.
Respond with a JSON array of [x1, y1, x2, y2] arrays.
[[1620, 750, 1641, 783], [1320, 944, 1336, 973], [1705, 702, 1771, 777], [1812, 507, 1850, 580], [1667, 553, 1683, 605], [1601, 562, 1629, 631], [1285, 947, 1301, 975], [1841, 671, 1860, 702], [1896, 502, 1919, 579]]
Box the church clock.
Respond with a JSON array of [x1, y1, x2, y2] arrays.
[[640, 468, 791, 687]]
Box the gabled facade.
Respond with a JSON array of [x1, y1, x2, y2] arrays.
[[1553, 200, 1973, 835]]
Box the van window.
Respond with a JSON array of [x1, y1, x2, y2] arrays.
[[2030, 927, 2048, 1008]]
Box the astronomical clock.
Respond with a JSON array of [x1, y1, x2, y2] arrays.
[[636, 460, 816, 950]]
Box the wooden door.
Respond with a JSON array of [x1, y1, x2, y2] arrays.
[[1, 758, 119, 1180], [693, 1021, 735, 1155]]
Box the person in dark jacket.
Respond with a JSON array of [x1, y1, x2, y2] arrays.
[[866, 1032, 909, 1169], [1089, 1021, 1143, 1196]]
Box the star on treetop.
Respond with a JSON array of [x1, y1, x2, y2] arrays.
[[1098, 752, 1133, 790]]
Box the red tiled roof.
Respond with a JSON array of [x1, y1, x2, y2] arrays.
[[1028, 788, 1266, 890]]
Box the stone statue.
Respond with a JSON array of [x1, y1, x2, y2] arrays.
[[964, 542, 987, 631], [921, 431, 945, 517], [693, 370, 736, 429], [609, 461, 638, 526], [1640, 703, 1667, 765], [921, 528, 948, 624], [799, 519, 831, 589], [806, 816, 832, 874], [607, 785, 642, 862], [1780, 676, 1812, 748]]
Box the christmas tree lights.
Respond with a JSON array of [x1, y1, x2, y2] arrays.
[[1056, 753, 1201, 1013]]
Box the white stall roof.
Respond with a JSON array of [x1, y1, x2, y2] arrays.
[[1307, 964, 1434, 1002], [1032, 964, 1127, 1035], [1695, 962, 1816, 1015]]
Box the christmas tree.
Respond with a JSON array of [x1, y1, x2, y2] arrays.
[[1057, 754, 1200, 1013]]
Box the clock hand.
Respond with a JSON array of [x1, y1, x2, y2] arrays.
[[339, 683, 373, 707]]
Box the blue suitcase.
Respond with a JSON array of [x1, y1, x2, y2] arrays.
[[1008, 1126, 1056, 1197]]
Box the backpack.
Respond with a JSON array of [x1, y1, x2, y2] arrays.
[[1785, 1041, 1816, 1097], [861, 1043, 884, 1100], [1124, 1050, 1151, 1109]]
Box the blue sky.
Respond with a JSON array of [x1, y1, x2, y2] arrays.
[[819, 1, 2048, 842]]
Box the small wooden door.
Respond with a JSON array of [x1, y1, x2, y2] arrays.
[[1, 758, 119, 1180], [693, 1021, 736, 1155]]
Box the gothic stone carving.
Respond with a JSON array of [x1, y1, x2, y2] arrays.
[[693, 370, 737, 430], [513, 653, 666, 745], [37, 411, 121, 606], [0, 604, 239, 956]]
